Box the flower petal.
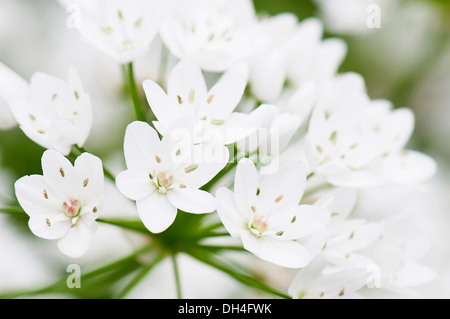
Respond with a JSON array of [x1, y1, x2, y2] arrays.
[[216, 187, 246, 237], [123, 121, 160, 170], [136, 192, 177, 233], [57, 219, 97, 258], [167, 187, 216, 214], [116, 169, 155, 201], [240, 230, 311, 268]]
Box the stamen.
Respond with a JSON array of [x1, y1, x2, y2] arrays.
[[329, 131, 338, 144], [316, 145, 323, 153], [184, 164, 198, 173], [52, 93, 58, 100], [206, 94, 214, 104], [210, 119, 225, 126], [276, 231, 284, 236], [177, 95, 183, 104], [134, 17, 142, 27], [320, 292, 325, 298], [93, 207, 97, 213], [29, 114, 36, 121], [155, 155, 161, 163], [179, 183, 187, 189], [83, 178, 89, 187], [74, 91, 79, 100], [37, 130, 45, 135], [100, 26, 113, 34], [43, 189, 48, 199], [338, 288, 345, 297], [256, 188, 260, 196], [59, 167, 65, 177], [291, 215, 296, 223], [251, 205, 256, 213], [189, 89, 195, 103], [46, 218, 51, 227], [275, 194, 284, 203], [118, 10, 124, 20]]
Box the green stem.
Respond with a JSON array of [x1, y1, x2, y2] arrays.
[[97, 218, 149, 235], [172, 253, 183, 299], [0, 206, 26, 216], [0, 243, 154, 299], [117, 252, 166, 299], [187, 249, 290, 299], [124, 62, 146, 122]]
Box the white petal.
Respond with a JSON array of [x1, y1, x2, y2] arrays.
[[391, 262, 437, 288], [116, 169, 155, 201], [267, 205, 330, 240], [250, 49, 286, 103], [204, 62, 249, 118], [240, 230, 311, 268], [123, 121, 160, 170], [167, 187, 216, 214], [47, 120, 79, 155], [172, 144, 229, 189], [191, 50, 235, 73], [314, 187, 358, 221], [74, 152, 104, 204], [378, 150, 437, 185], [41, 150, 79, 200], [29, 215, 70, 240], [215, 187, 246, 237], [167, 59, 207, 106], [57, 219, 97, 258], [143, 80, 174, 127], [258, 161, 306, 210], [136, 192, 177, 233], [233, 158, 259, 215], [15, 175, 61, 217]]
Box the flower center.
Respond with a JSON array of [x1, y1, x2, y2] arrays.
[[156, 172, 173, 194], [62, 199, 81, 218], [250, 216, 267, 238]]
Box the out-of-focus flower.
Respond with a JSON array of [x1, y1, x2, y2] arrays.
[[286, 18, 347, 89], [314, 0, 395, 35], [304, 73, 436, 187], [288, 255, 368, 299], [144, 58, 262, 145], [116, 121, 228, 233], [61, 0, 163, 64], [159, 0, 257, 72], [303, 187, 383, 267], [216, 158, 329, 268], [0, 62, 29, 130], [14, 150, 104, 258], [10, 66, 92, 156]]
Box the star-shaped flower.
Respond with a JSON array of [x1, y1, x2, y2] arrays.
[[116, 120, 229, 233], [61, 0, 162, 64], [10, 66, 92, 155], [15, 150, 104, 258], [160, 0, 257, 72], [143, 58, 260, 145], [216, 158, 330, 268]]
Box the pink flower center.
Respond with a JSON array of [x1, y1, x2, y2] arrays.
[[62, 199, 81, 217], [157, 172, 173, 188]]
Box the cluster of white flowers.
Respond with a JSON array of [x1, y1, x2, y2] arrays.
[[1, 0, 438, 298]]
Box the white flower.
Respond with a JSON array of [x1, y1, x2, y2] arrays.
[[216, 158, 330, 268], [0, 62, 28, 130], [361, 213, 437, 294], [116, 121, 229, 234], [304, 73, 436, 187], [246, 13, 298, 103], [14, 150, 104, 258], [300, 187, 384, 271], [144, 58, 260, 145], [288, 255, 368, 299], [159, 0, 257, 72], [10, 66, 92, 156], [61, 0, 163, 64], [236, 104, 302, 173], [286, 18, 347, 89]]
